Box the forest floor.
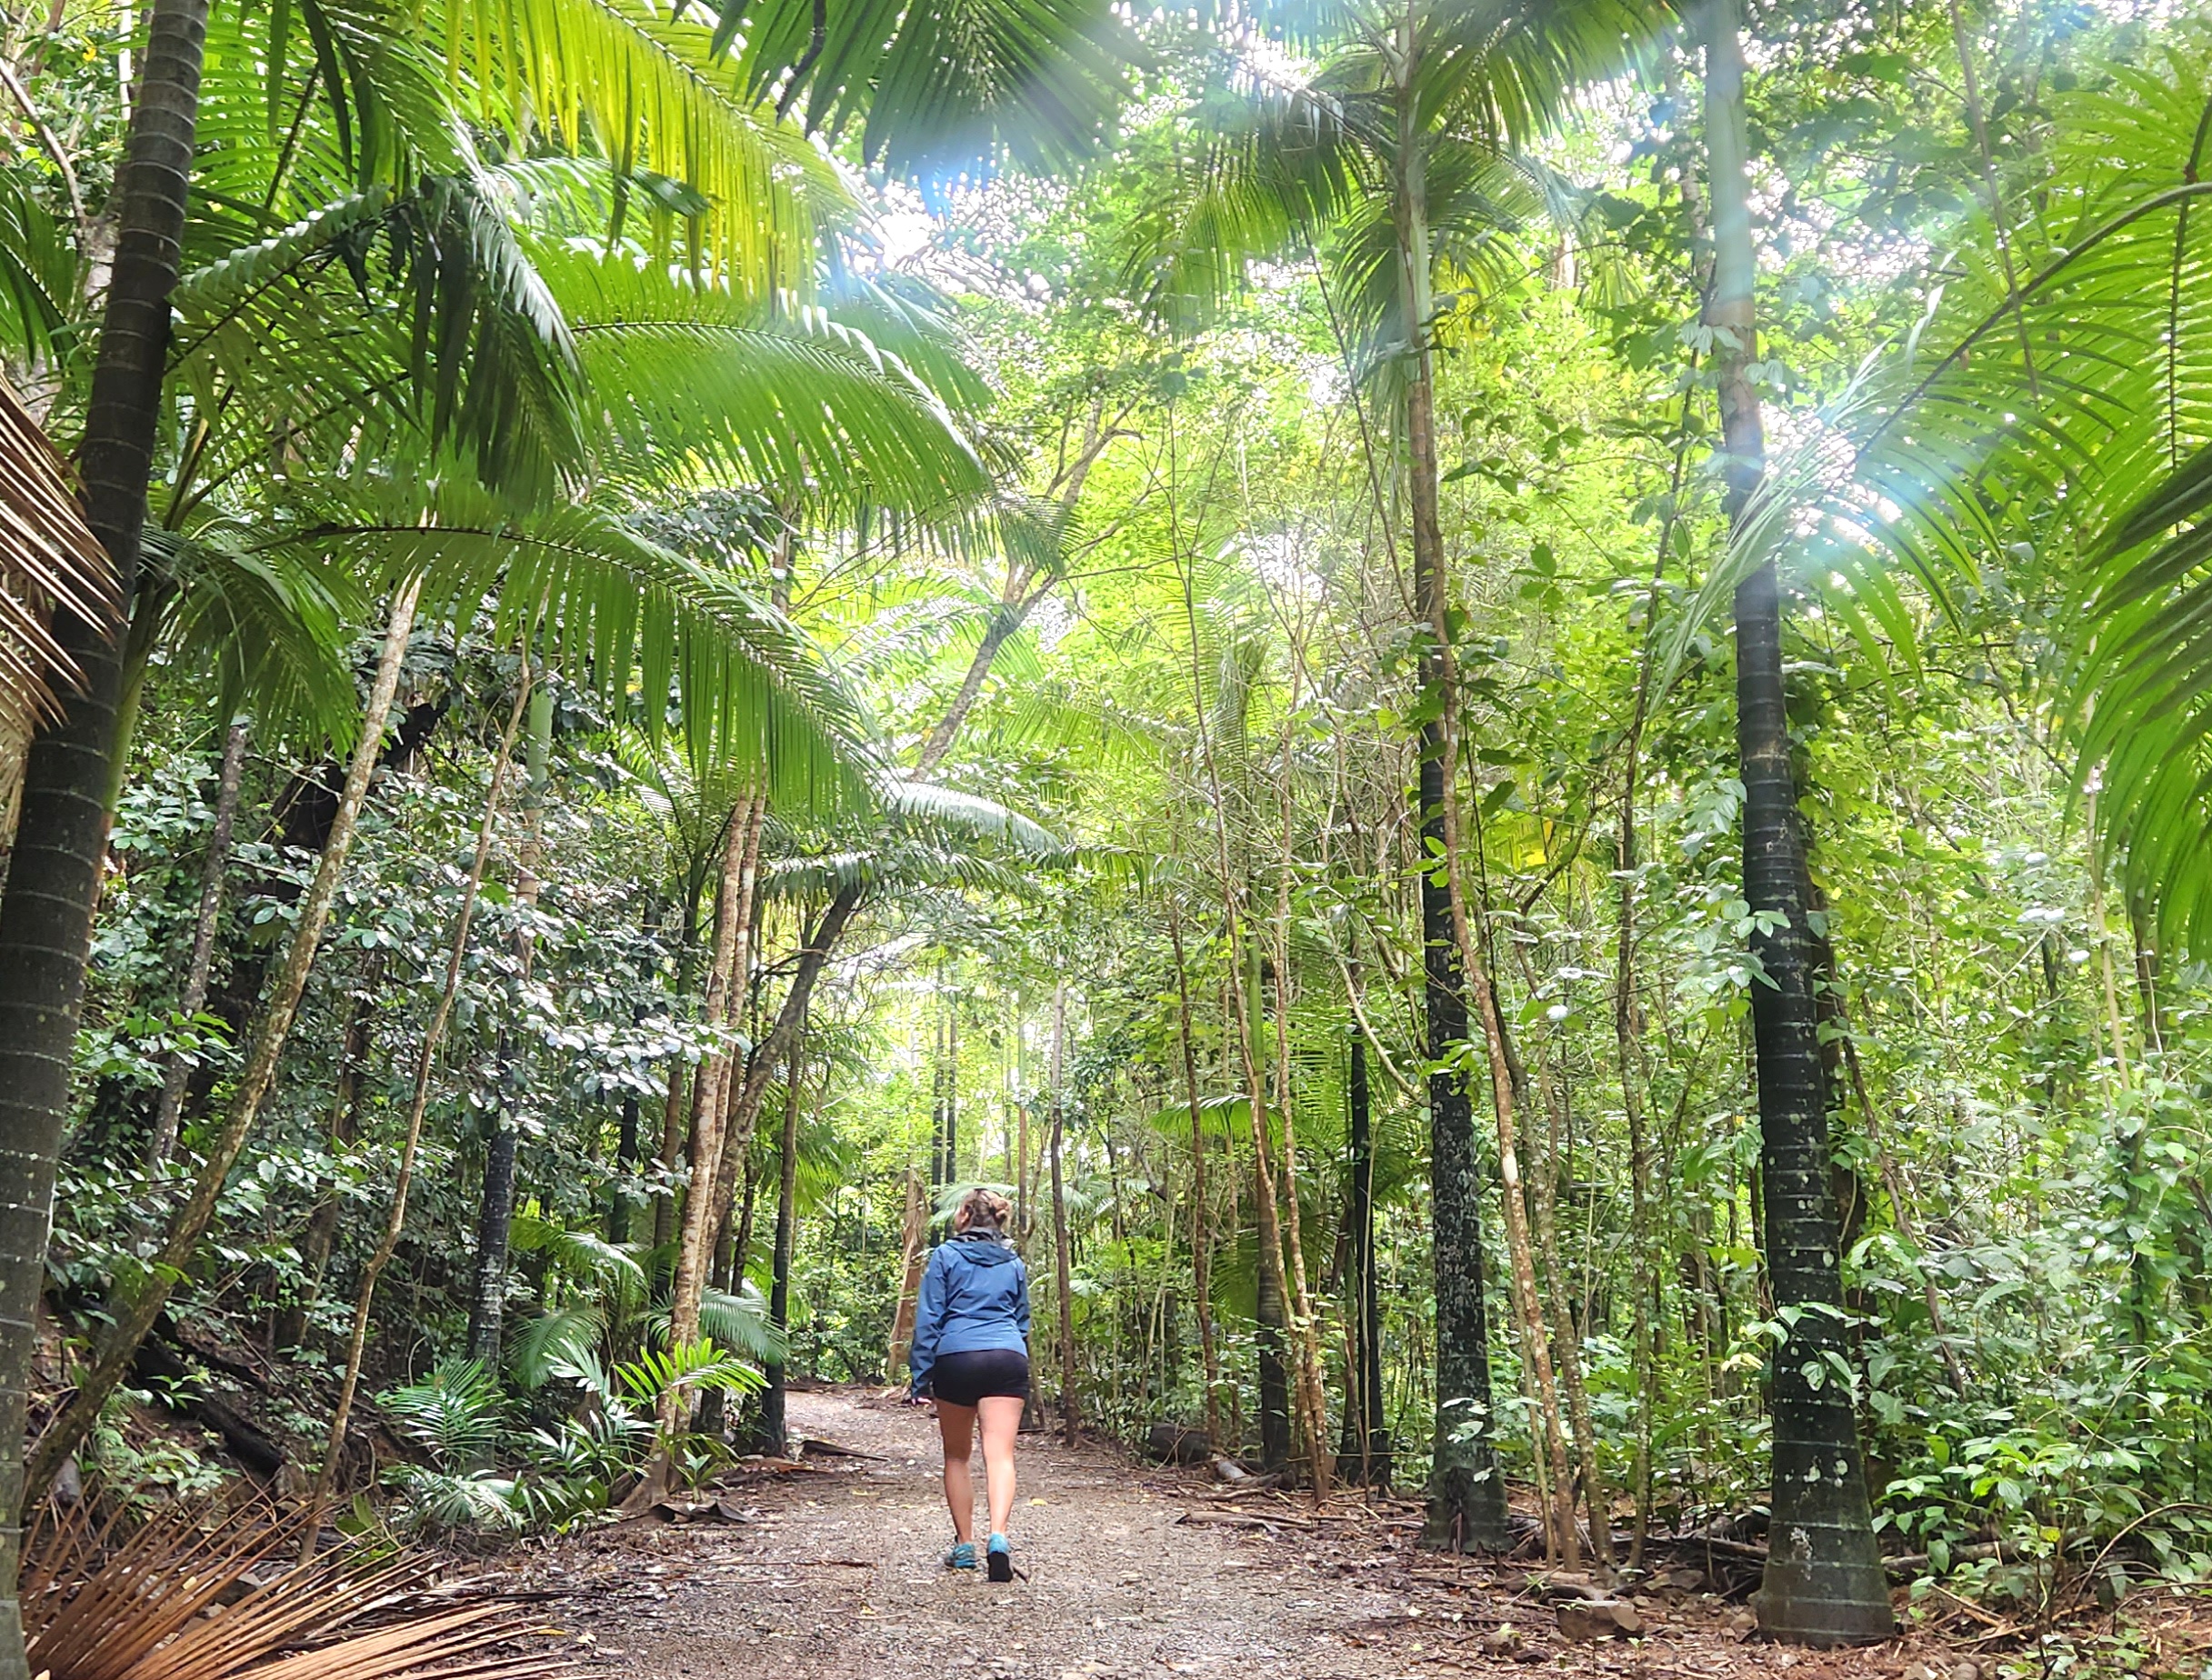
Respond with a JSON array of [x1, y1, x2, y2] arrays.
[[499, 1386, 1984, 1680]]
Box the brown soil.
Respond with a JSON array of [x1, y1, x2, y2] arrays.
[[511, 1386, 1965, 1680]]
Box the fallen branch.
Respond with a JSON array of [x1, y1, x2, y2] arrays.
[[1176, 1509, 1316, 1531], [797, 1437, 885, 1461]]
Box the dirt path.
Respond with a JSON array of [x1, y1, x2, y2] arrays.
[[523, 1386, 1938, 1680]]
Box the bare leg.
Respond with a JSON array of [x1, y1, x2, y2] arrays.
[[936, 1400, 978, 1543], [978, 1395, 1021, 1538]]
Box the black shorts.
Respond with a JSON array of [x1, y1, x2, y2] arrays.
[[931, 1348, 1030, 1405]]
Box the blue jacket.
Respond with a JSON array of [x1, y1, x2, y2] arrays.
[[909, 1232, 1029, 1396]]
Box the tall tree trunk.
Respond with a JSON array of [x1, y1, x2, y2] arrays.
[[666, 795, 768, 1377], [27, 582, 422, 1506], [1705, 0, 1890, 1641], [887, 1166, 927, 1376], [147, 715, 248, 1171], [610, 1085, 641, 1244], [1516, 992, 1613, 1575], [1449, 899, 1575, 1566], [756, 1034, 806, 1453], [1396, 68, 1506, 1548], [1166, 902, 1224, 1450], [726, 1142, 758, 1293], [276, 965, 376, 1349], [1050, 979, 1080, 1444], [465, 685, 553, 1368], [653, 1061, 688, 1257], [945, 999, 958, 1184], [930, 989, 947, 1187], [298, 665, 532, 1556], [0, 0, 210, 1652], [1241, 942, 1293, 1474], [1340, 1025, 1388, 1485], [699, 883, 860, 1296], [1269, 684, 1334, 1496], [1615, 380, 1697, 1573]]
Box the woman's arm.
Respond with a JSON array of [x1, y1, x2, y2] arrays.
[[1016, 1260, 1031, 1345], [908, 1249, 946, 1395]]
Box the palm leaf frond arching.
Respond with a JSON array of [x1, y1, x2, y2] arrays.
[[714, 0, 1139, 181], [0, 376, 116, 739]]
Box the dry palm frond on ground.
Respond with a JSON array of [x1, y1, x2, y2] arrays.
[[21, 1502, 569, 1680]]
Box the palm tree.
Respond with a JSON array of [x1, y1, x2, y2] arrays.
[[1126, 0, 1656, 1550], [1697, 0, 1889, 1644], [0, 0, 216, 1658]]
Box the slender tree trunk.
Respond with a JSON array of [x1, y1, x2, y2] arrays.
[[1705, 0, 1890, 1640], [653, 1061, 688, 1257], [914, 601, 1031, 778], [666, 795, 768, 1375], [1614, 384, 1695, 1572], [1166, 903, 1224, 1450], [1518, 997, 1612, 1575], [1453, 912, 1576, 1565], [908, 420, 1114, 779], [27, 582, 422, 1506], [1392, 27, 1506, 1552], [610, 1084, 642, 1244], [0, 0, 209, 1651], [276, 966, 376, 1349], [1239, 942, 1294, 1474], [1618, 819, 1659, 1568], [888, 1166, 927, 1375], [465, 688, 554, 1367], [297, 664, 531, 1556], [757, 1033, 806, 1453], [701, 881, 861, 1289], [147, 715, 248, 1171], [1340, 1025, 1388, 1485], [1050, 979, 1079, 1444], [1269, 684, 1334, 1496], [726, 1144, 759, 1293], [930, 988, 948, 1187]]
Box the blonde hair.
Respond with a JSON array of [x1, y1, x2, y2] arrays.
[[954, 1187, 1013, 1235]]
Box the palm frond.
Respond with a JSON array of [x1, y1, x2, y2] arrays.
[[376, 1356, 506, 1468], [614, 1335, 765, 1401], [173, 176, 583, 508], [509, 1302, 609, 1391], [22, 1502, 566, 1680], [0, 175, 84, 365], [509, 1214, 648, 1292], [1121, 56, 1366, 331], [698, 1283, 787, 1364], [145, 526, 361, 747], [875, 778, 1062, 855], [539, 244, 990, 512], [277, 490, 876, 816], [0, 375, 116, 738], [1416, 0, 1667, 149], [714, 0, 1138, 181], [437, 0, 836, 290]]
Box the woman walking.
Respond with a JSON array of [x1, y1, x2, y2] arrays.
[[909, 1187, 1029, 1581]]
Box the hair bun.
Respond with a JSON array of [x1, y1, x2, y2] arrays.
[[956, 1185, 1013, 1234]]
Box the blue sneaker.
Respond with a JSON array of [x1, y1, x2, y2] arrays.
[[986, 1533, 1012, 1583], [945, 1541, 976, 1570]]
